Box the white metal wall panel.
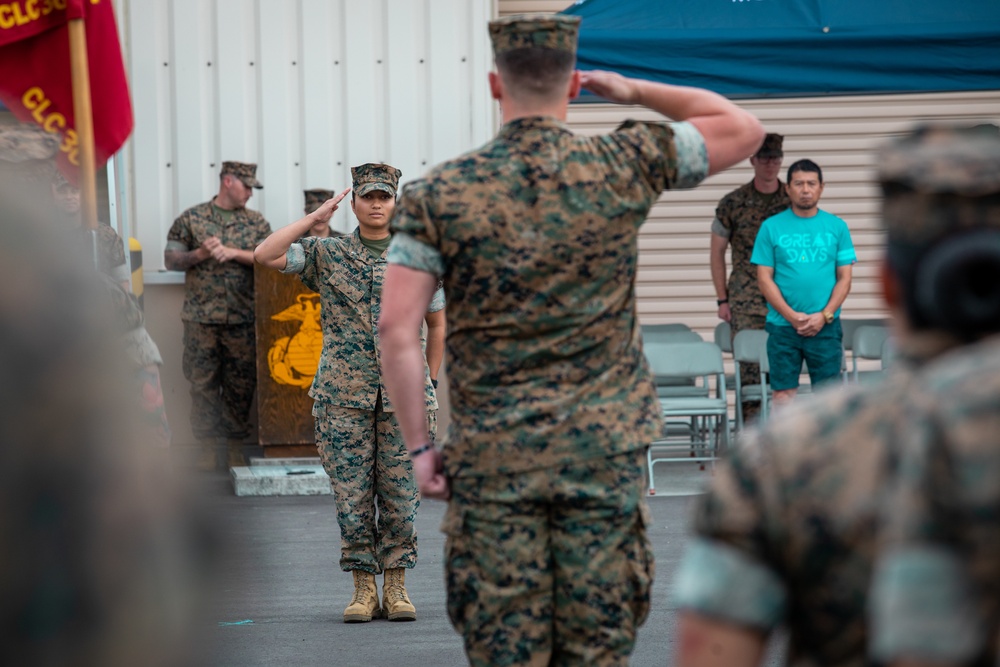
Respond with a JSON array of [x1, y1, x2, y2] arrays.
[[123, 0, 495, 278], [298, 0, 343, 197]]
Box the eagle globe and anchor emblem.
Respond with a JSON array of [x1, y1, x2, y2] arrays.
[[268, 292, 322, 388]]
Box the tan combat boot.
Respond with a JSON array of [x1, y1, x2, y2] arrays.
[[343, 570, 381, 623], [382, 568, 416, 622]]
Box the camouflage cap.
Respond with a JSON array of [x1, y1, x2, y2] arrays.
[[304, 188, 336, 214], [878, 124, 1000, 244], [755, 133, 784, 158], [489, 13, 580, 57], [351, 163, 401, 197], [220, 161, 263, 189]]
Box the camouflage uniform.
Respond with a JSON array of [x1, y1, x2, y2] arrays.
[[867, 338, 1000, 666], [864, 125, 1000, 665], [387, 14, 710, 664], [283, 165, 443, 574], [711, 135, 789, 419], [672, 335, 959, 667], [166, 164, 271, 442]]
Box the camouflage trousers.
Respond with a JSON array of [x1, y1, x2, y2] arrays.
[[182, 321, 256, 441], [442, 448, 654, 667], [731, 307, 767, 424], [313, 398, 419, 574]]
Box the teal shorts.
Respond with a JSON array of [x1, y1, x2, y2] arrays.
[[765, 320, 843, 391]]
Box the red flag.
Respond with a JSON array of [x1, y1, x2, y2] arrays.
[[0, 0, 133, 184]]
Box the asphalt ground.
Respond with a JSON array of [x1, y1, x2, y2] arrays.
[[185, 462, 785, 666]]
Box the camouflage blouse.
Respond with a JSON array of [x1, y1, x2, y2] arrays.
[[283, 228, 442, 411], [674, 335, 966, 667], [711, 180, 790, 315], [389, 116, 708, 477], [166, 201, 271, 323]]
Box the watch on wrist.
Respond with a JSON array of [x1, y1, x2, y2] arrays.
[[409, 443, 434, 458], [822, 310, 834, 324], [717, 298, 729, 306]]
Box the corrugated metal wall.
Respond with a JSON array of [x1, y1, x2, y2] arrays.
[[499, 0, 1000, 340], [122, 0, 495, 278]]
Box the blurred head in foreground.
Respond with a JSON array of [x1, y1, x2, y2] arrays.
[[878, 123, 1000, 340], [0, 152, 213, 666]]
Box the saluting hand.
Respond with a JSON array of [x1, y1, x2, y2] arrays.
[[313, 187, 353, 223], [580, 70, 640, 105]]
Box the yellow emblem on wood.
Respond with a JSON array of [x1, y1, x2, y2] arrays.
[[268, 293, 322, 388]]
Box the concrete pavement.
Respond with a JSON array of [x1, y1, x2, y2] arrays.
[[187, 462, 785, 666]]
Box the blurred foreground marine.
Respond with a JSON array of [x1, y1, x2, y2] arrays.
[[0, 177, 210, 667], [671, 123, 1000, 667], [52, 172, 171, 447], [378, 12, 764, 666], [868, 125, 1000, 667]]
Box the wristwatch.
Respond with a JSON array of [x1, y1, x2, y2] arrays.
[[717, 298, 729, 306], [822, 310, 834, 324]]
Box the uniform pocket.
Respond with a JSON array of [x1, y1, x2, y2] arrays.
[[327, 262, 367, 304]]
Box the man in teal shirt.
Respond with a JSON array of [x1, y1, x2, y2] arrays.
[[751, 159, 856, 404]]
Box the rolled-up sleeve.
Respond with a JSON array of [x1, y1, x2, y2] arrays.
[[387, 232, 444, 278], [870, 546, 983, 663], [672, 537, 787, 630], [670, 121, 710, 189], [428, 284, 446, 313], [281, 243, 306, 275]]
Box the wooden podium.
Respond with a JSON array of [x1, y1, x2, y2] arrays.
[[254, 264, 321, 457]]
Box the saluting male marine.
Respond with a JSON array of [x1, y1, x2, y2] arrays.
[[378, 12, 764, 666]]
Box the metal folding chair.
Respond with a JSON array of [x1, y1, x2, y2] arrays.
[[713, 320, 733, 353], [841, 318, 889, 382], [644, 341, 730, 495], [732, 329, 770, 431], [852, 325, 892, 383]]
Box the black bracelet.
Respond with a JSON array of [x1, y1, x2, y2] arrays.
[[409, 443, 434, 458], [717, 298, 729, 306]]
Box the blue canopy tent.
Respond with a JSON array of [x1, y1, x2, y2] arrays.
[[562, 0, 1000, 98]]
